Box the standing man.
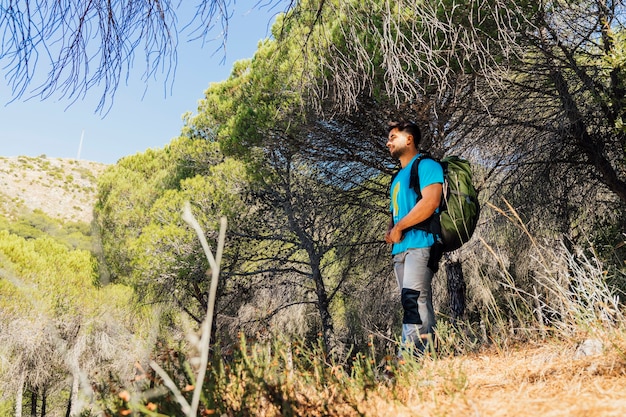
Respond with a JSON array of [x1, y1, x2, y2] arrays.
[[385, 120, 443, 356]]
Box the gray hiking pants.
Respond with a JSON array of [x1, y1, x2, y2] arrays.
[[392, 247, 435, 352]]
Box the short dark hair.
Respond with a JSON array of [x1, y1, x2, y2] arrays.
[[387, 120, 421, 147]]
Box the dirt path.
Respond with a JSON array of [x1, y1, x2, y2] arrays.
[[362, 341, 626, 416]]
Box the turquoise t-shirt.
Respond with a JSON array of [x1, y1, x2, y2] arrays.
[[389, 155, 444, 255]]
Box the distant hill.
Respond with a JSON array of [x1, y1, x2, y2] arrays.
[[0, 156, 108, 223]]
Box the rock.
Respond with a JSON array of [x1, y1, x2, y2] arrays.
[[575, 338, 603, 358]]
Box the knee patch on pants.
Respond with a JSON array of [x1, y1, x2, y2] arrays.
[[401, 288, 422, 324]]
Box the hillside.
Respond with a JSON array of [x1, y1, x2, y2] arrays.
[[0, 155, 108, 223]]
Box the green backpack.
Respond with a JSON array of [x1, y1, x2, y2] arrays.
[[406, 154, 480, 252]]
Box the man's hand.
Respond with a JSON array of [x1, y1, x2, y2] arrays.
[[385, 225, 403, 244], [389, 183, 442, 242]]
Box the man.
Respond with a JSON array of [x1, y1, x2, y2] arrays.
[[385, 120, 443, 356]]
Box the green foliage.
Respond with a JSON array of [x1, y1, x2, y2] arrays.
[[0, 209, 94, 252], [184, 24, 308, 160], [0, 400, 13, 417], [0, 230, 98, 315], [0, 229, 156, 416], [95, 148, 179, 281], [183, 60, 254, 157], [110, 6, 394, 353], [94, 136, 252, 329]]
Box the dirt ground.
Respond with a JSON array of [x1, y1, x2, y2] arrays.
[[363, 341, 626, 416], [0, 156, 106, 222]]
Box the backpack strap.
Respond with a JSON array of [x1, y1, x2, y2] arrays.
[[409, 154, 424, 198], [407, 154, 442, 237], [389, 156, 421, 210]]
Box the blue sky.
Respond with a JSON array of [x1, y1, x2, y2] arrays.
[[0, 3, 285, 165]]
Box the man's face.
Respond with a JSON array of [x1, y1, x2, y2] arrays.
[[386, 127, 412, 159]]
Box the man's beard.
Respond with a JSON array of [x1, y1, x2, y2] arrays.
[[390, 146, 406, 159]]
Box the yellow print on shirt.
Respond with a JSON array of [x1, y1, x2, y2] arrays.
[[392, 181, 400, 216]]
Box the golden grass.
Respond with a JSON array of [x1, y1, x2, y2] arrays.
[[370, 340, 626, 417], [167, 337, 623, 417]]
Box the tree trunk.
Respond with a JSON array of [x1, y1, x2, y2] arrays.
[[41, 389, 47, 417], [67, 372, 80, 417], [30, 389, 37, 417], [312, 264, 335, 354], [64, 389, 72, 417], [550, 68, 626, 204], [446, 260, 466, 323], [15, 370, 25, 417]]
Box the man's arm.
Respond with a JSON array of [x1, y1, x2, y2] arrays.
[[387, 182, 442, 244]]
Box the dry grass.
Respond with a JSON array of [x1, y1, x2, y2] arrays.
[[437, 342, 626, 416], [347, 338, 626, 417], [170, 337, 625, 417]]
